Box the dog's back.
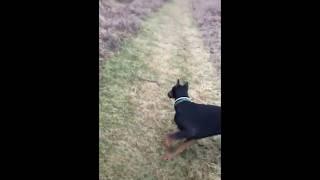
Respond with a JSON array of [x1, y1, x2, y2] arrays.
[[174, 102, 221, 139]]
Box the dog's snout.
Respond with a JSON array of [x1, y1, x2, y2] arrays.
[[168, 91, 173, 98]]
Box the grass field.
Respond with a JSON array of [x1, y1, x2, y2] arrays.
[[99, 0, 168, 80], [99, 0, 221, 179]]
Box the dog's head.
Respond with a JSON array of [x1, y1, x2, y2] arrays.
[[168, 79, 189, 99]]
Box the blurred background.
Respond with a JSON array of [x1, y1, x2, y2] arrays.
[[99, 0, 220, 80]]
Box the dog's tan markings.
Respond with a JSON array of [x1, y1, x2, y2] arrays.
[[162, 139, 196, 160]]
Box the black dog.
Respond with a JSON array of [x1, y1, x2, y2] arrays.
[[163, 79, 221, 160]]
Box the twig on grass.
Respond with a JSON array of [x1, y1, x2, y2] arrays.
[[136, 76, 161, 86]]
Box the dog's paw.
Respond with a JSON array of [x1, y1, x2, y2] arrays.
[[162, 153, 174, 161]]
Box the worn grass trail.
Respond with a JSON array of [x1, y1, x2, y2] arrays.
[[100, 0, 221, 179]]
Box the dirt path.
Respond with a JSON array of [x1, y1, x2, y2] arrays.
[[100, 0, 221, 179]]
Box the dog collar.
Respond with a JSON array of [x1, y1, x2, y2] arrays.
[[174, 97, 191, 106]]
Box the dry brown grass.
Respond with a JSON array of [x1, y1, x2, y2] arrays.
[[100, 0, 220, 179], [192, 0, 221, 77]]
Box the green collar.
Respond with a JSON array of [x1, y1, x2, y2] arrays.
[[174, 97, 191, 106]]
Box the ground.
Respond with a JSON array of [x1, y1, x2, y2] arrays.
[[99, 0, 221, 179]]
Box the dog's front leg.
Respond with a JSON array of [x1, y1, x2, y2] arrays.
[[163, 133, 174, 149], [162, 139, 196, 160], [163, 130, 190, 149]]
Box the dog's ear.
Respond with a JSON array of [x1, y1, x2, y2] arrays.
[[184, 82, 189, 88], [177, 79, 180, 85]]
